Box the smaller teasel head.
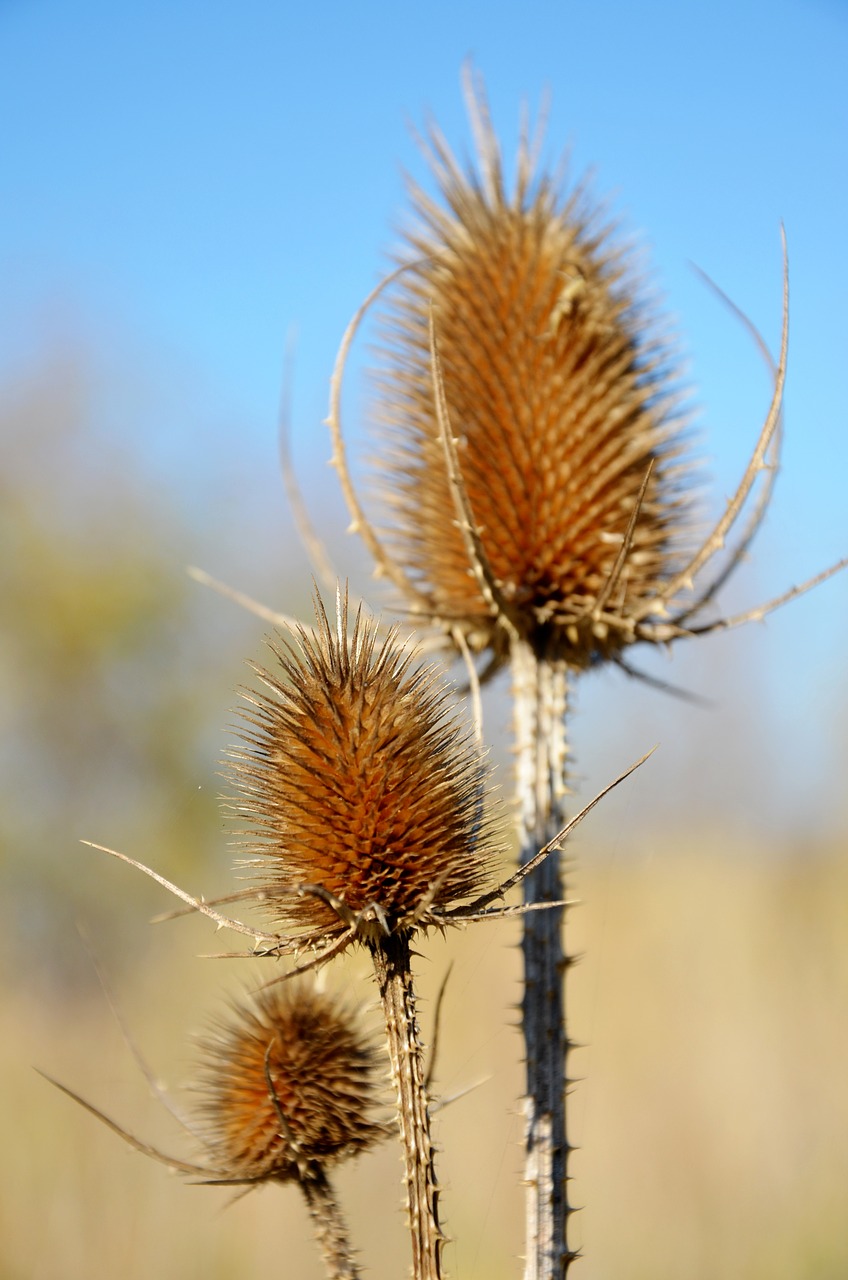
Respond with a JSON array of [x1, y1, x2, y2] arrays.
[[196, 981, 385, 1184], [228, 588, 499, 949]]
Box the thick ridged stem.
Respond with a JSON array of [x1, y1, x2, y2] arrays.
[[301, 1169, 362, 1280], [370, 931, 444, 1280], [512, 638, 575, 1279]]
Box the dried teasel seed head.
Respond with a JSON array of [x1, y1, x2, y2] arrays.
[[368, 76, 696, 667], [195, 981, 385, 1183], [228, 590, 499, 945]]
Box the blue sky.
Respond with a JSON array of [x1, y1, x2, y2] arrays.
[[2, 0, 847, 835]]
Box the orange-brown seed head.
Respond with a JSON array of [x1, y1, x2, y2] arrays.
[[369, 88, 696, 667], [196, 982, 385, 1183], [228, 593, 498, 942]]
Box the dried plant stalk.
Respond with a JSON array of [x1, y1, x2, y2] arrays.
[[371, 932, 444, 1280], [512, 641, 574, 1276], [301, 1168, 362, 1280]]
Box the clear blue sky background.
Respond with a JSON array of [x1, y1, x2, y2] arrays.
[[2, 0, 847, 837]]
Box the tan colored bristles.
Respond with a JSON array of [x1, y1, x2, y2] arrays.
[[365, 83, 693, 668], [326, 81, 844, 683], [44, 981, 383, 1280], [195, 982, 385, 1184], [226, 587, 500, 947]]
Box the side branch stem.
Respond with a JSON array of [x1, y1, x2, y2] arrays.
[[370, 932, 443, 1280], [301, 1168, 362, 1280], [512, 638, 574, 1279]]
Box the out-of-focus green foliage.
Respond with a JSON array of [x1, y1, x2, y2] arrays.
[[0, 347, 240, 990]]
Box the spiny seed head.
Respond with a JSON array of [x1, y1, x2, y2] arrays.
[[196, 982, 385, 1183], [228, 590, 498, 944], [368, 79, 696, 667]]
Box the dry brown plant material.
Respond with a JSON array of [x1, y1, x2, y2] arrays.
[[196, 983, 384, 1183], [226, 587, 518, 1280], [368, 139, 690, 672], [43, 981, 384, 1280], [226, 586, 500, 1278], [228, 590, 499, 948], [82, 585, 648, 1280], [325, 69, 847, 1280], [196, 982, 384, 1278]]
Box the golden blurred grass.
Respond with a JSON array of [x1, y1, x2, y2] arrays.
[[6, 835, 847, 1280]]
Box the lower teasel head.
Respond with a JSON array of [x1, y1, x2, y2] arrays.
[[42, 976, 385, 1280], [196, 981, 386, 1183]]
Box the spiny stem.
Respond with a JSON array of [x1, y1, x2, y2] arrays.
[[512, 638, 576, 1279], [370, 931, 444, 1280], [301, 1168, 362, 1280]]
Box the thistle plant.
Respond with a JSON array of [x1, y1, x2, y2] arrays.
[[226, 589, 644, 1278], [228, 588, 499, 954], [324, 70, 848, 1278], [45, 980, 385, 1280], [195, 983, 384, 1278], [81, 587, 644, 1280]]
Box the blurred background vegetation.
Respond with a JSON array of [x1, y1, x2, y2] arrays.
[[2, 318, 847, 1280]]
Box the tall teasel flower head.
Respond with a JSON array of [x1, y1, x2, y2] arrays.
[[327, 72, 833, 682], [228, 588, 500, 953], [196, 981, 386, 1184], [361, 74, 694, 670]]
